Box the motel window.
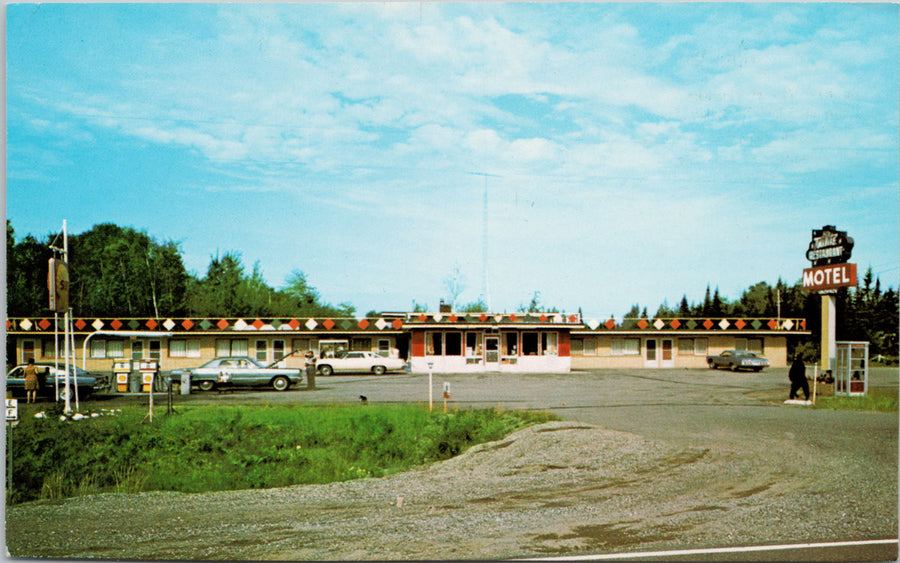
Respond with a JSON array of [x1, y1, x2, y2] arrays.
[[677, 338, 708, 356], [378, 339, 391, 357], [217, 339, 248, 357], [522, 332, 539, 356], [292, 339, 312, 356], [694, 338, 708, 355], [542, 333, 559, 355], [426, 332, 443, 356], [170, 340, 201, 358], [91, 339, 107, 359], [582, 337, 597, 356], [352, 338, 372, 352], [570, 338, 584, 355], [108, 340, 125, 358], [273, 340, 286, 361], [91, 339, 124, 359], [42, 340, 56, 358], [611, 338, 640, 356], [465, 332, 483, 356], [148, 340, 162, 360], [503, 332, 518, 356], [132, 341, 143, 360], [445, 332, 463, 356], [22, 341, 36, 363], [320, 340, 348, 358], [256, 341, 268, 363], [735, 338, 763, 354]]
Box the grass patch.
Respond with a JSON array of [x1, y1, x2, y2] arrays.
[[813, 388, 898, 412], [7, 404, 555, 505]]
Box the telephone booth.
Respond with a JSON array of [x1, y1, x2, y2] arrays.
[[835, 341, 868, 396], [113, 360, 132, 393], [138, 360, 159, 393]]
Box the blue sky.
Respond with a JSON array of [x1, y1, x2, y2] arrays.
[[6, 2, 899, 319]]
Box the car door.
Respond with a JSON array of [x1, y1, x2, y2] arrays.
[[232, 359, 257, 386], [343, 352, 366, 372]]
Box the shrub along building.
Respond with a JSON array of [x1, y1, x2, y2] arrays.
[[7, 311, 809, 377]]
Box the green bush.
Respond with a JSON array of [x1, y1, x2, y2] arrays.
[[7, 405, 554, 505]]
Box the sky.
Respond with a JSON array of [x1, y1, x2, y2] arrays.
[[5, 2, 899, 320]]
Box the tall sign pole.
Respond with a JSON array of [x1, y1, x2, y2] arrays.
[[49, 220, 73, 413], [802, 225, 856, 373]]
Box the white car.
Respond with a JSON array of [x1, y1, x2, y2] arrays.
[[317, 351, 406, 376]]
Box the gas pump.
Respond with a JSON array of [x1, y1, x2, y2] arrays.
[[113, 360, 132, 393], [139, 360, 159, 392]]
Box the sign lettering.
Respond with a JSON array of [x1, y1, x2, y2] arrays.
[[802, 262, 858, 292], [806, 225, 853, 266], [6, 399, 18, 422]]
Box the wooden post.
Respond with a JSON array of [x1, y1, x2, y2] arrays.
[[812, 364, 818, 404]]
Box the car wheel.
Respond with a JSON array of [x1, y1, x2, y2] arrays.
[[58, 386, 70, 401], [708, 361, 717, 369], [198, 380, 215, 392], [372, 365, 386, 376], [729, 363, 738, 372], [272, 376, 290, 391], [320, 365, 333, 376]]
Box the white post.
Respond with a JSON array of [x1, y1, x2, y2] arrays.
[[70, 314, 79, 411], [63, 310, 72, 414], [54, 312, 60, 401], [62, 220, 72, 414], [427, 361, 434, 411], [812, 364, 818, 404]]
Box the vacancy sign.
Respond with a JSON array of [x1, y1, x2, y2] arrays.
[[803, 262, 857, 292]]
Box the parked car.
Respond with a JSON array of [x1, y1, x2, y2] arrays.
[[706, 350, 770, 372], [6, 363, 107, 400], [317, 351, 407, 376], [170, 357, 303, 392]]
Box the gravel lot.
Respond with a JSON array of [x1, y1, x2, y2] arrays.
[[5, 367, 898, 560]]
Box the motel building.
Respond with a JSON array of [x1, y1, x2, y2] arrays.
[[7, 311, 809, 380]]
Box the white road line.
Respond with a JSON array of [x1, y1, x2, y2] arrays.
[[518, 538, 899, 561]]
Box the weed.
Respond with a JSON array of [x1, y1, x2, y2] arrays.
[[814, 388, 898, 412]]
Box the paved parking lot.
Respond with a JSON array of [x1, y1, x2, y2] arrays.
[[10, 367, 898, 561]]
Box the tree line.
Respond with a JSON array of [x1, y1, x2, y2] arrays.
[[624, 275, 897, 359], [6, 221, 354, 320], [7, 220, 898, 358]]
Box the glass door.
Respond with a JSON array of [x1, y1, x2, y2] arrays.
[[661, 339, 674, 368], [645, 339, 657, 367], [484, 336, 500, 370]]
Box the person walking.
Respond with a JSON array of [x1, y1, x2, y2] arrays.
[[788, 355, 810, 400], [304, 351, 317, 391], [23, 358, 40, 404]]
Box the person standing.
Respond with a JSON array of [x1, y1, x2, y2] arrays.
[[788, 355, 810, 400], [23, 358, 40, 404], [304, 351, 317, 391]]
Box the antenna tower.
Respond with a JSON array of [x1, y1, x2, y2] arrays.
[[468, 171, 500, 311]]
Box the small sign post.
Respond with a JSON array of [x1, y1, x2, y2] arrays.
[[443, 382, 451, 412], [6, 398, 18, 499], [427, 362, 434, 411]]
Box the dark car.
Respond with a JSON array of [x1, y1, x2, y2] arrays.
[[706, 350, 770, 372], [6, 364, 107, 400], [170, 357, 303, 392]]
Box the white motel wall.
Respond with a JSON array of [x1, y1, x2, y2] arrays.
[[7, 313, 808, 376]]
